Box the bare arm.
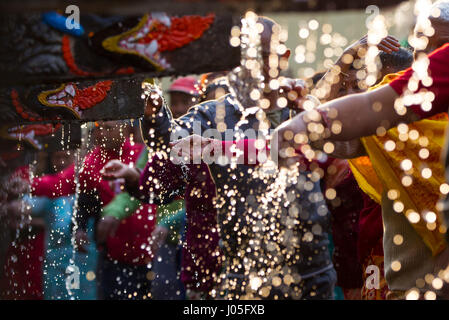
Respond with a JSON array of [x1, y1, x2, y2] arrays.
[[291, 85, 416, 140], [321, 85, 418, 140], [274, 85, 419, 165]]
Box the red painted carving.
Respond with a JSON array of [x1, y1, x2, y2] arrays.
[[12, 89, 44, 122], [74, 80, 113, 110], [62, 35, 135, 76], [140, 14, 215, 52]]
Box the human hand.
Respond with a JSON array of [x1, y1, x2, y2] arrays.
[[97, 215, 120, 244], [169, 134, 219, 164], [101, 159, 134, 181], [344, 35, 400, 58], [271, 113, 310, 169], [280, 78, 309, 112]]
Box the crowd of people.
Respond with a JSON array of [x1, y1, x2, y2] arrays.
[[2, 1, 449, 300]]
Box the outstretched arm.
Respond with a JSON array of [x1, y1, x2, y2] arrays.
[[274, 43, 449, 165], [170, 135, 271, 166], [274, 84, 415, 165]]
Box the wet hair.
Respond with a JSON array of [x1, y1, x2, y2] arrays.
[[379, 47, 413, 73]]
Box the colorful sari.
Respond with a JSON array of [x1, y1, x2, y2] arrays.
[[349, 72, 448, 258]]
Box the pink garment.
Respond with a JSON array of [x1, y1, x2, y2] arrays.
[[32, 141, 157, 265], [32, 140, 142, 205]]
